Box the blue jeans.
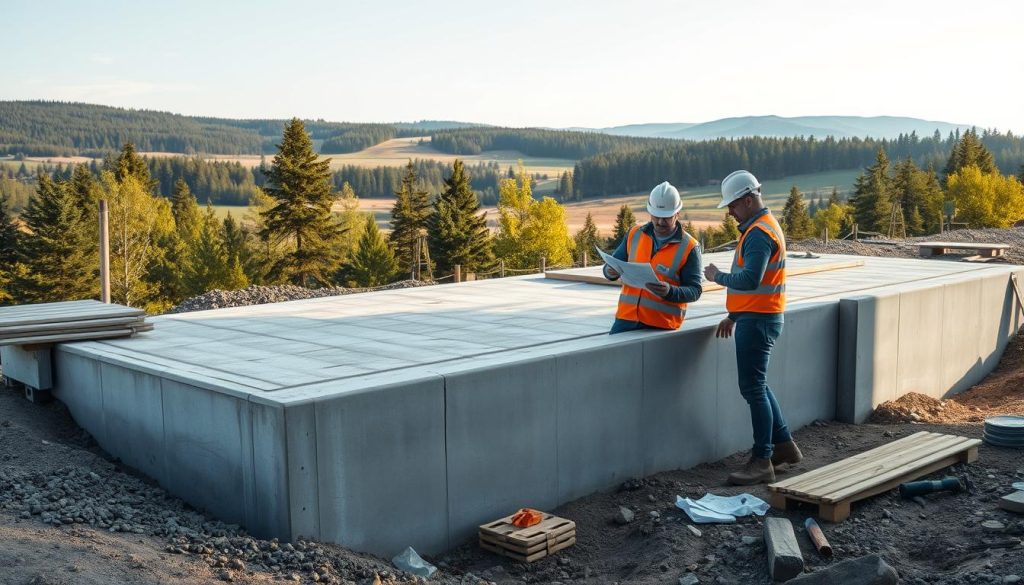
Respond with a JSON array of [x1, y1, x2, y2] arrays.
[[734, 318, 791, 459], [609, 319, 655, 334]]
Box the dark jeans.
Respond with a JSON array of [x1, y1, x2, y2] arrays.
[[609, 319, 655, 334], [735, 318, 791, 459]]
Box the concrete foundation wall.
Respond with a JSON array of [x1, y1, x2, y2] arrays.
[[836, 269, 1024, 423], [47, 262, 1024, 558]]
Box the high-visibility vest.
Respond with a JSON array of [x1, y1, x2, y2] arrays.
[[615, 224, 697, 330], [726, 212, 786, 314]]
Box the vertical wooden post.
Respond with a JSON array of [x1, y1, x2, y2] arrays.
[[824, 227, 829, 246], [411, 238, 420, 281], [454, 264, 461, 284], [853, 223, 858, 241], [99, 200, 110, 303], [582, 250, 588, 268], [540, 256, 546, 273], [499, 259, 505, 278]]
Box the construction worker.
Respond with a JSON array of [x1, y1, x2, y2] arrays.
[[604, 181, 702, 334], [703, 170, 802, 485]]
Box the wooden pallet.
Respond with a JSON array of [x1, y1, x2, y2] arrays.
[[479, 512, 576, 562], [767, 431, 981, 522]]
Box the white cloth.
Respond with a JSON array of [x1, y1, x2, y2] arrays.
[[675, 493, 770, 524]]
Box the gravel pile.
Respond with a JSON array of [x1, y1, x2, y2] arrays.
[[790, 227, 1024, 264], [166, 280, 437, 314], [0, 457, 472, 584]]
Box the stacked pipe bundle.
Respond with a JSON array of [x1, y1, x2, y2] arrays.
[[0, 300, 151, 346]]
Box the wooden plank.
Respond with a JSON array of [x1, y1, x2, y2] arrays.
[[786, 434, 967, 496], [545, 259, 864, 288], [0, 324, 154, 346], [479, 528, 576, 555], [0, 302, 145, 328], [479, 513, 576, 548], [822, 439, 981, 503], [771, 431, 936, 493], [480, 534, 575, 563], [916, 241, 1010, 250], [774, 431, 936, 492], [0, 315, 146, 336]]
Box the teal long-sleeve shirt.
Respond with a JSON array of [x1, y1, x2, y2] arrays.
[[601, 222, 703, 304], [713, 208, 783, 322]]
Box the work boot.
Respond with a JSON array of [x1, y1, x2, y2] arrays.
[[727, 457, 775, 486], [771, 440, 803, 468]]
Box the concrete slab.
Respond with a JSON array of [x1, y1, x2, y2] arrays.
[[42, 255, 1024, 557]]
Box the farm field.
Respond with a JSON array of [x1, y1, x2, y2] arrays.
[[209, 168, 859, 239]]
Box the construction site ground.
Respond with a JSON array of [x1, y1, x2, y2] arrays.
[[0, 333, 1020, 585]]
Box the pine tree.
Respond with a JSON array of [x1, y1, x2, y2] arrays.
[[171, 178, 201, 240], [110, 142, 158, 192], [720, 213, 740, 243], [14, 176, 98, 303], [849, 148, 893, 233], [350, 215, 399, 287], [69, 163, 100, 218], [260, 118, 345, 287], [0, 192, 20, 304], [389, 162, 432, 275], [944, 128, 997, 179], [573, 212, 601, 263], [781, 186, 814, 239], [611, 204, 637, 246], [1018, 164, 1024, 185], [428, 160, 494, 275], [828, 186, 841, 206], [183, 206, 232, 296]]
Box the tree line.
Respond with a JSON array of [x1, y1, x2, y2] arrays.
[[429, 127, 670, 158], [570, 130, 1024, 198], [0, 101, 451, 157], [0, 121, 583, 312], [772, 129, 1024, 241]]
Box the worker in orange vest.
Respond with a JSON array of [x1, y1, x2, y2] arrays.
[[604, 181, 703, 333], [704, 170, 802, 485]]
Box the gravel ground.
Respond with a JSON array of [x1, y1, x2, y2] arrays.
[[790, 227, 1024, 265], [165, 280, 437, 314]]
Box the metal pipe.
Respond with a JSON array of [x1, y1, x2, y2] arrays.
[[804, 517, 833, 557]]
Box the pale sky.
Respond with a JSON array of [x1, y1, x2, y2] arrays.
[[2, 0, 1022, 132]]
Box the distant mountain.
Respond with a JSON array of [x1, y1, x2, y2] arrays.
[[580, 115, 974, 140]]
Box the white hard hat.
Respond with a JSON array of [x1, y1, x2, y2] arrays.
[[647, 181, 682, 218], [718, 170, 761, 208]]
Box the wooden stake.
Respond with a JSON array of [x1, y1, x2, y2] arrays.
[[99, 200, 110, 304]]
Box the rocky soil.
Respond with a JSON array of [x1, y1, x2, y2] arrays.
[[165, 280, 435, 314], [789, 227, 1024, 264]]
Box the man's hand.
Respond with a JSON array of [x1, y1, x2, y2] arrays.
[[715, 317, 735, 339], [605, 267, 620, 279], [645, 281, 670, 298], [703, 263, 720, 282]]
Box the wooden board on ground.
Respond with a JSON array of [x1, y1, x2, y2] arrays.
[[479, 512, 576, 562], [545, 258, 864, 289], [767, 431, 981, 522], [918, 241, 1010, 258]]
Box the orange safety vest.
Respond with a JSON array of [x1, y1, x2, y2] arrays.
[[726, 212, 786, 314], [615, 224, 697, 329]]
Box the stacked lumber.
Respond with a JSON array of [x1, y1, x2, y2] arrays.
[[767, 431, 981, 522], [479, 511, 576, 562], [0, 300, 151, 346]]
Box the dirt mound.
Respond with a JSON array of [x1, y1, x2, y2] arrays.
[[871, 333, 1024, 424]]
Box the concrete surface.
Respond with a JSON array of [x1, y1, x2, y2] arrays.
[[44, 253, 1024, 556]]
